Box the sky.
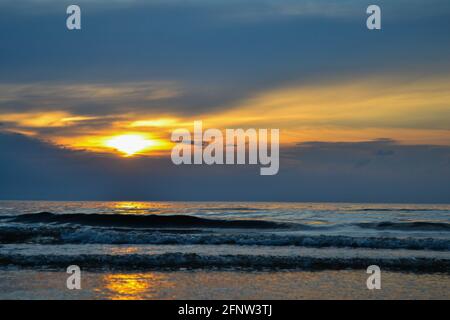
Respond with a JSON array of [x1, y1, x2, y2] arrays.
[[0, 0, 449, 202]]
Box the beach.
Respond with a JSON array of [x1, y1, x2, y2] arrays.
[[1, 269, 449, 300]]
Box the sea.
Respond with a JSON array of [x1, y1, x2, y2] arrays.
[[0, 201, 449, 299]]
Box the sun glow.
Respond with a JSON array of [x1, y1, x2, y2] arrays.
[[105, 134, 156, 156]]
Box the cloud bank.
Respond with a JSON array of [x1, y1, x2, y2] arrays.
[[1, 133, 448, 202]]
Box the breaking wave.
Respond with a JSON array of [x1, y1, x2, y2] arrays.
[[1, 225, 449, 251], [0, 253, 448, 272]]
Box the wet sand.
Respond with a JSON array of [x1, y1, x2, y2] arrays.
[[0, 269, 449, 300]]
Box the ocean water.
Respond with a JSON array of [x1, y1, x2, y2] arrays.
[[0, 201, 449, 299]]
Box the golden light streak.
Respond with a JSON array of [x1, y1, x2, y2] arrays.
[[130, 118, 178, 128]]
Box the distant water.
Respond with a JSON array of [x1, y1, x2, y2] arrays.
[[1, 201, 449, 273]]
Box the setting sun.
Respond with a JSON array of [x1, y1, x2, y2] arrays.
[[106, 134, 155, 156]]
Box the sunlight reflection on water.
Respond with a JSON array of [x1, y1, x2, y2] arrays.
[[102, 273, 173, 300]]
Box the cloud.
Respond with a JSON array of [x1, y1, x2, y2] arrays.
[[0, 82, 181, 114], [200, 75, 450, 146], [1, 0, 448, 141], [1, 0, 449, 88], [2, 0, 449, 19], [1, 132, 449, 202], [1, 74, 449, 149], [0, 0, 449, 202]]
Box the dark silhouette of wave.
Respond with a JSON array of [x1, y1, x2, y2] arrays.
[[357, 221, 450, 231], [354, 208, 448, 212], [0, 253, 448, 273], [10, 212, 288, 229]]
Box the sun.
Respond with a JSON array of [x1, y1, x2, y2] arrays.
[[105, 134, 155, 156]]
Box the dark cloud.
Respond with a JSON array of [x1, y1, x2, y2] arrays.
[[1, 133, 449, 202], [0, 0, 449, 116]]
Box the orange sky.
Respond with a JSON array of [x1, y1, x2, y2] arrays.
[[1, 74, 448, 157]]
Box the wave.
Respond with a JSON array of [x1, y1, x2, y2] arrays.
[[354, 208, 448, 212], [0, 253, 448, 272], [9, 212, 288, 229], [357, 221, 450, 231], [1, 225, 449, 250], [197, 207, 261, 211]]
